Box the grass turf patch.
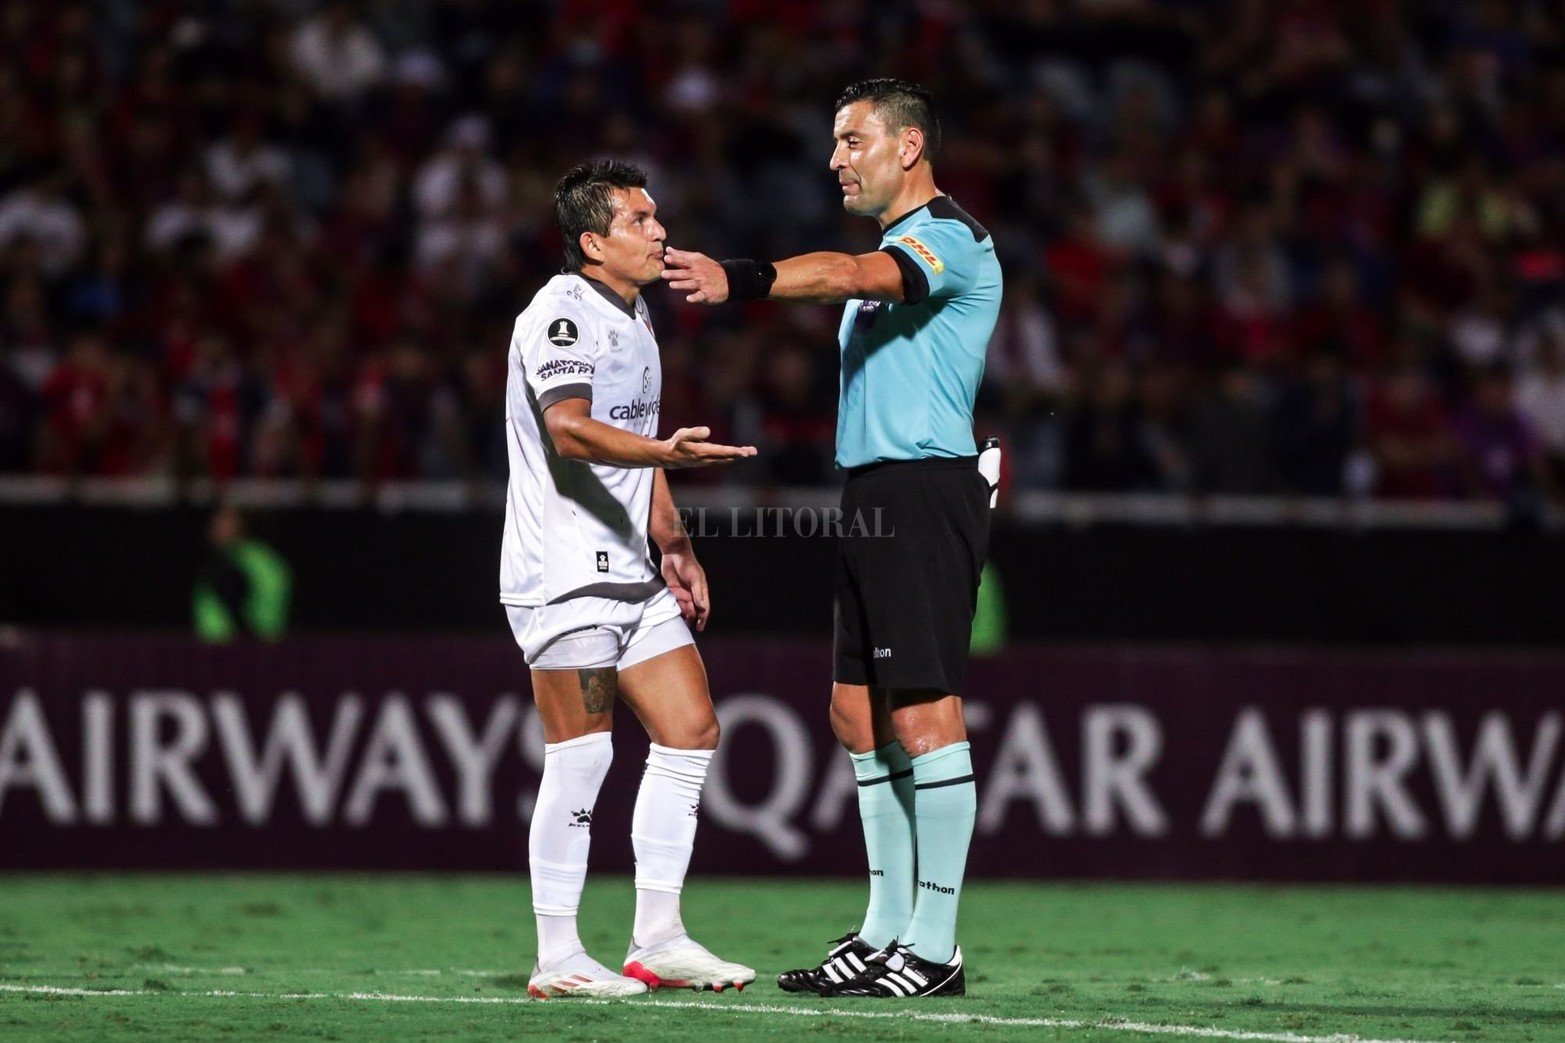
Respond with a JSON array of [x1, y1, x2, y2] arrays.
[[1, 874, 1563, 1041]]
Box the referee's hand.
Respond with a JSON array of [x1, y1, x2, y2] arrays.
[[660, 426, 757, 468], [661, 248, 728, 304]]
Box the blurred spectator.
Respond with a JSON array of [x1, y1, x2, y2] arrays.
[[1516, 324, 1565, 485], [413, 116, 505, 222], [1364, 365, 1460, 500], [0, 172, 85, 276], [1064, 360, 1158, 492], [0, 346, 35, 471], [1272, 351, 1357, 496], [36, 331, 112, 475], [1190, 366, 1277, 494], [1454, 366, 1553, 503], [756, 341, 834, 486], [204, 115, 293, 203], [289, 0, 387, 103]]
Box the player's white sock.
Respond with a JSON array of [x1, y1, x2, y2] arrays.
[[631, 743, 713, 946], [530, 731, 613, 967]]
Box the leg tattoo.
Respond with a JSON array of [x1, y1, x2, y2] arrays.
[[578, 667, 617, 714]]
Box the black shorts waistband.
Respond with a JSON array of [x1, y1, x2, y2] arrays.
[[845, 455, 979, 479]]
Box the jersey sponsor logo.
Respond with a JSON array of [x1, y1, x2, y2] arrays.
[[897, 235, 944, 274], [546, 317, 580, 346], [536, 358, 594, 381], [873, 646, 892, 659], [595, 551, 609, 573], [608, 398, 660, 421]]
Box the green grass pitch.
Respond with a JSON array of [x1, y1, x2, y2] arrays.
[[2, 874, 1563, 1042]]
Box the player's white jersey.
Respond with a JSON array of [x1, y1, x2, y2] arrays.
[[500, 272, 664, 608]]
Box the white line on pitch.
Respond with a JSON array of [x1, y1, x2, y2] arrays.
[[0, 983, 1453, 1043], [119, 965, 511, 978]]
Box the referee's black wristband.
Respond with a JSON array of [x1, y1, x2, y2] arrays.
[[720, 258, 777, 301]]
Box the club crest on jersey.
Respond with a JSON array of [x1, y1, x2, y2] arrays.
[[547, 318, 579, 346], [595, 551, 609, 573], [897, 235, 944, 274], [641, 366, 651, 394]]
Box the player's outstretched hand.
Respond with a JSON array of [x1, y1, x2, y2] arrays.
[[661, 248, 728, 304], [661, 426, 757, 468]]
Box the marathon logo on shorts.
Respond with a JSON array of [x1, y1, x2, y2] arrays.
[[536, 358, 593, 381], [595, 551, 609, 573], [546, 317, 579, 346], [897, 235, 944, 274]]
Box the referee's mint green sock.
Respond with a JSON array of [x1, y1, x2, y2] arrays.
[[849, 743, 916, 951], [900, 741, 976, 964]]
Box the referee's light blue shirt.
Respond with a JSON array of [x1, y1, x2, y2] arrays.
[[835, 196, 1003, 470]]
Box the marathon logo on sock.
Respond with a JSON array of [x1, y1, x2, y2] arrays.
[[897, 235, 944, 274], [918, 879, 956, 895]]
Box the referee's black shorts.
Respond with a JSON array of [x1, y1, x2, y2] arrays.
[[833, 455, 990, 694]]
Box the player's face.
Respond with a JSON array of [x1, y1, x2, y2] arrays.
[[831, 101, 905, 218], [590, 187, 667, 286]]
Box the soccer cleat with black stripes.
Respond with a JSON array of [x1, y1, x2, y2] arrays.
[[776, 931, 878, 994], [820, 941, 965, 998]]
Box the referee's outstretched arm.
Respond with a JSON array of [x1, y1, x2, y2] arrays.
[[661, 247, 907, 306]]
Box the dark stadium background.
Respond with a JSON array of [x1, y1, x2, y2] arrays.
[[3, 1, 1565, 884]]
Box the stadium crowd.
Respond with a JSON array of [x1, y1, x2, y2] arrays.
[[3, 0, 1565, 504]]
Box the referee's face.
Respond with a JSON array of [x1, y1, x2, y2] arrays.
[[832, 101, 903, 219], [591, 187, 667, 286]]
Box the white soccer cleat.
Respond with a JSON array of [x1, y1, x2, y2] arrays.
[[527, 949, 650, 999], [622, 934, 757, 992]]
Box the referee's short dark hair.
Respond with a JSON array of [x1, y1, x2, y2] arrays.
[[555, 159, 649, 272], [835, 78, 941, 159]]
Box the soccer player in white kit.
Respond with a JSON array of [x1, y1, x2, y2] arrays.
[[503, 160, 757, 998]]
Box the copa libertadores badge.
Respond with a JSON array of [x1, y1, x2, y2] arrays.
[[547, 318, 579, 346]]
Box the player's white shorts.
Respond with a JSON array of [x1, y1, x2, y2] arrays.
[[506, 587, 694, 672]]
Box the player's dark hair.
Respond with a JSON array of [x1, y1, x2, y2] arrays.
[[835, 78, 941, 159], [555, 159, 649, 272]]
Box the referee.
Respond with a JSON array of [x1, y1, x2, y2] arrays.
[[663, 78, 1001, 999]]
